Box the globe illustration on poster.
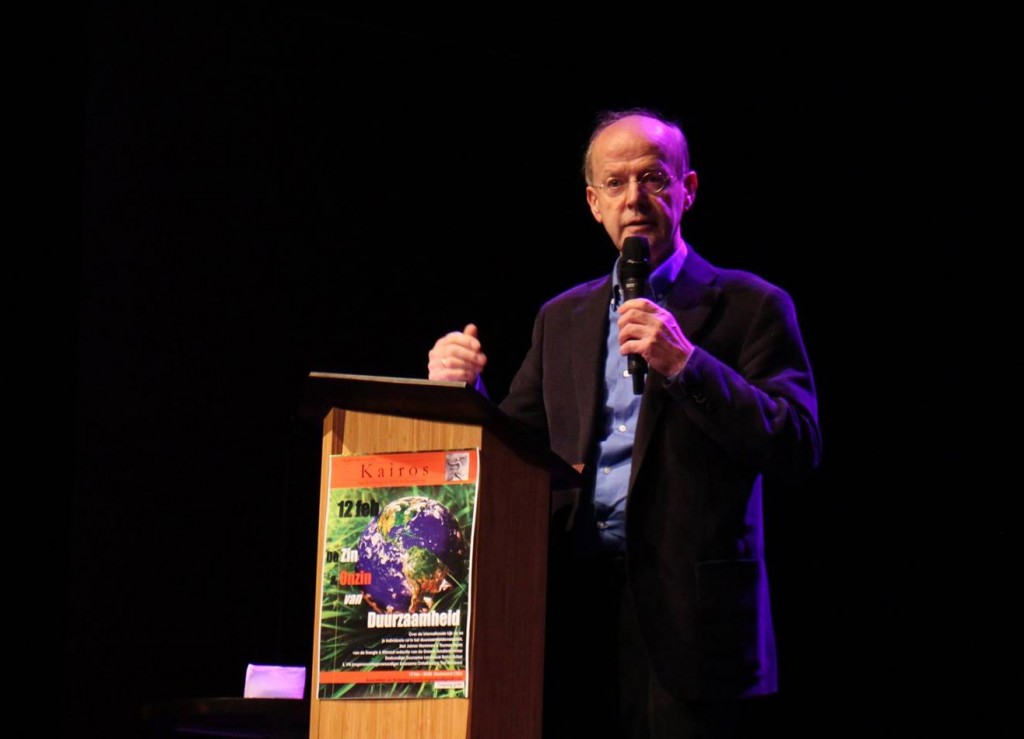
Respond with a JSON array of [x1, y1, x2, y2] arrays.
[[356, 496, 468, 614]]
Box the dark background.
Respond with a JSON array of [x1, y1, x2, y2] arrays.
[[74, 5, 1004, 738]]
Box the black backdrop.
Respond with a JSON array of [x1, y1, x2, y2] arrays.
[[74, 6, 1003, 738]]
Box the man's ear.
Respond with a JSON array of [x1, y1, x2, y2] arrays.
[[682, 171, 698, 211], [586, 187, 604, 223]]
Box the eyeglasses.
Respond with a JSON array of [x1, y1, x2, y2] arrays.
[[593, 170, 673, 197]]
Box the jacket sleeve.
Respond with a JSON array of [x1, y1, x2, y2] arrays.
[[498, 306, 551, 445], [663, 284, 822, 481]]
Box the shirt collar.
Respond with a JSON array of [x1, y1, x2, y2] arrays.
[[611, 243, 688, 308]]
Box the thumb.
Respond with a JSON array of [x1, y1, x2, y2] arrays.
[[463, 323, 479, 339]]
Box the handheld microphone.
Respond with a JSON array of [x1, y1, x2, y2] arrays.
[[619, 236, 652, 394]]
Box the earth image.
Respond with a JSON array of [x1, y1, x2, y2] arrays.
[[356, 496, 468, 613]]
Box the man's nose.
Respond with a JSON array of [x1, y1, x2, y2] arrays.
[[624, 179, 648, 209]]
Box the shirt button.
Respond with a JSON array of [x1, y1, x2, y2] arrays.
[[602, 467, 611, 474], [596, 521, 608, 530], [623, 370, 631, 378], [618, 424, 627, 433]]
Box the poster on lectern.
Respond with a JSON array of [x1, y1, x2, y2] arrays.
[[317, 449, 479, 699]]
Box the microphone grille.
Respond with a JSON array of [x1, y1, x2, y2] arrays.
[[622, 236, 650, 264]]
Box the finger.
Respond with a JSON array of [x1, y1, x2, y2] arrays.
[[617, 298, 657, 315], [428, 348, 487, 379], [617, 304, 659, 325], [428, 344, 458, 379], [617, 311, 654, 335], [436, 330, 482, 355], [427, 351, 452, 378], [453, 354, 489, 376], [617, 325, 645, 346], [460, 324, 482, 352], [618, 333, 648, 357]]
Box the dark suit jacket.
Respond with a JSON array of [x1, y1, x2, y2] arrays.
[[499, 248, 821, 702]]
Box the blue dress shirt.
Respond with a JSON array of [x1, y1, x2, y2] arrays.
[[592, 246, 687, 553]]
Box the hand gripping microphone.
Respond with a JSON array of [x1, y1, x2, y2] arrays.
[[619, 236, 652, 394]]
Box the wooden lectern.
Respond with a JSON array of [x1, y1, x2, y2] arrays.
[[305, 372, 579, 739]]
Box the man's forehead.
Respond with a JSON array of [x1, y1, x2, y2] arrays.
[[593, 121, 672, 166], [592, 143, 670, 172]]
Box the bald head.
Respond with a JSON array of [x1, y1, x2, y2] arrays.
[[584, 110, 690, 185]]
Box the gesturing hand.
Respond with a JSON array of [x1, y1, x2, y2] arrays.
[[428, 323, 488, 383]]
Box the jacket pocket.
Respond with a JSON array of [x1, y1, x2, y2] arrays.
[[694, 559, 762, 685]]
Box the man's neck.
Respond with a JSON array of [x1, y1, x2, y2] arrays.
[[650, 236, 688, 269]]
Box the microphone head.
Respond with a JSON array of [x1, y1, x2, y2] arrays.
[[622, 235, 650, 263], [620, 236, 651, 282]]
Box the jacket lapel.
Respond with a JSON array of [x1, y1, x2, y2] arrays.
[[664, 248, 720, 340], [571, 276, 613, 463]]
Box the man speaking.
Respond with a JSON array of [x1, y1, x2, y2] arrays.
[[428, 109, 821, 738]]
